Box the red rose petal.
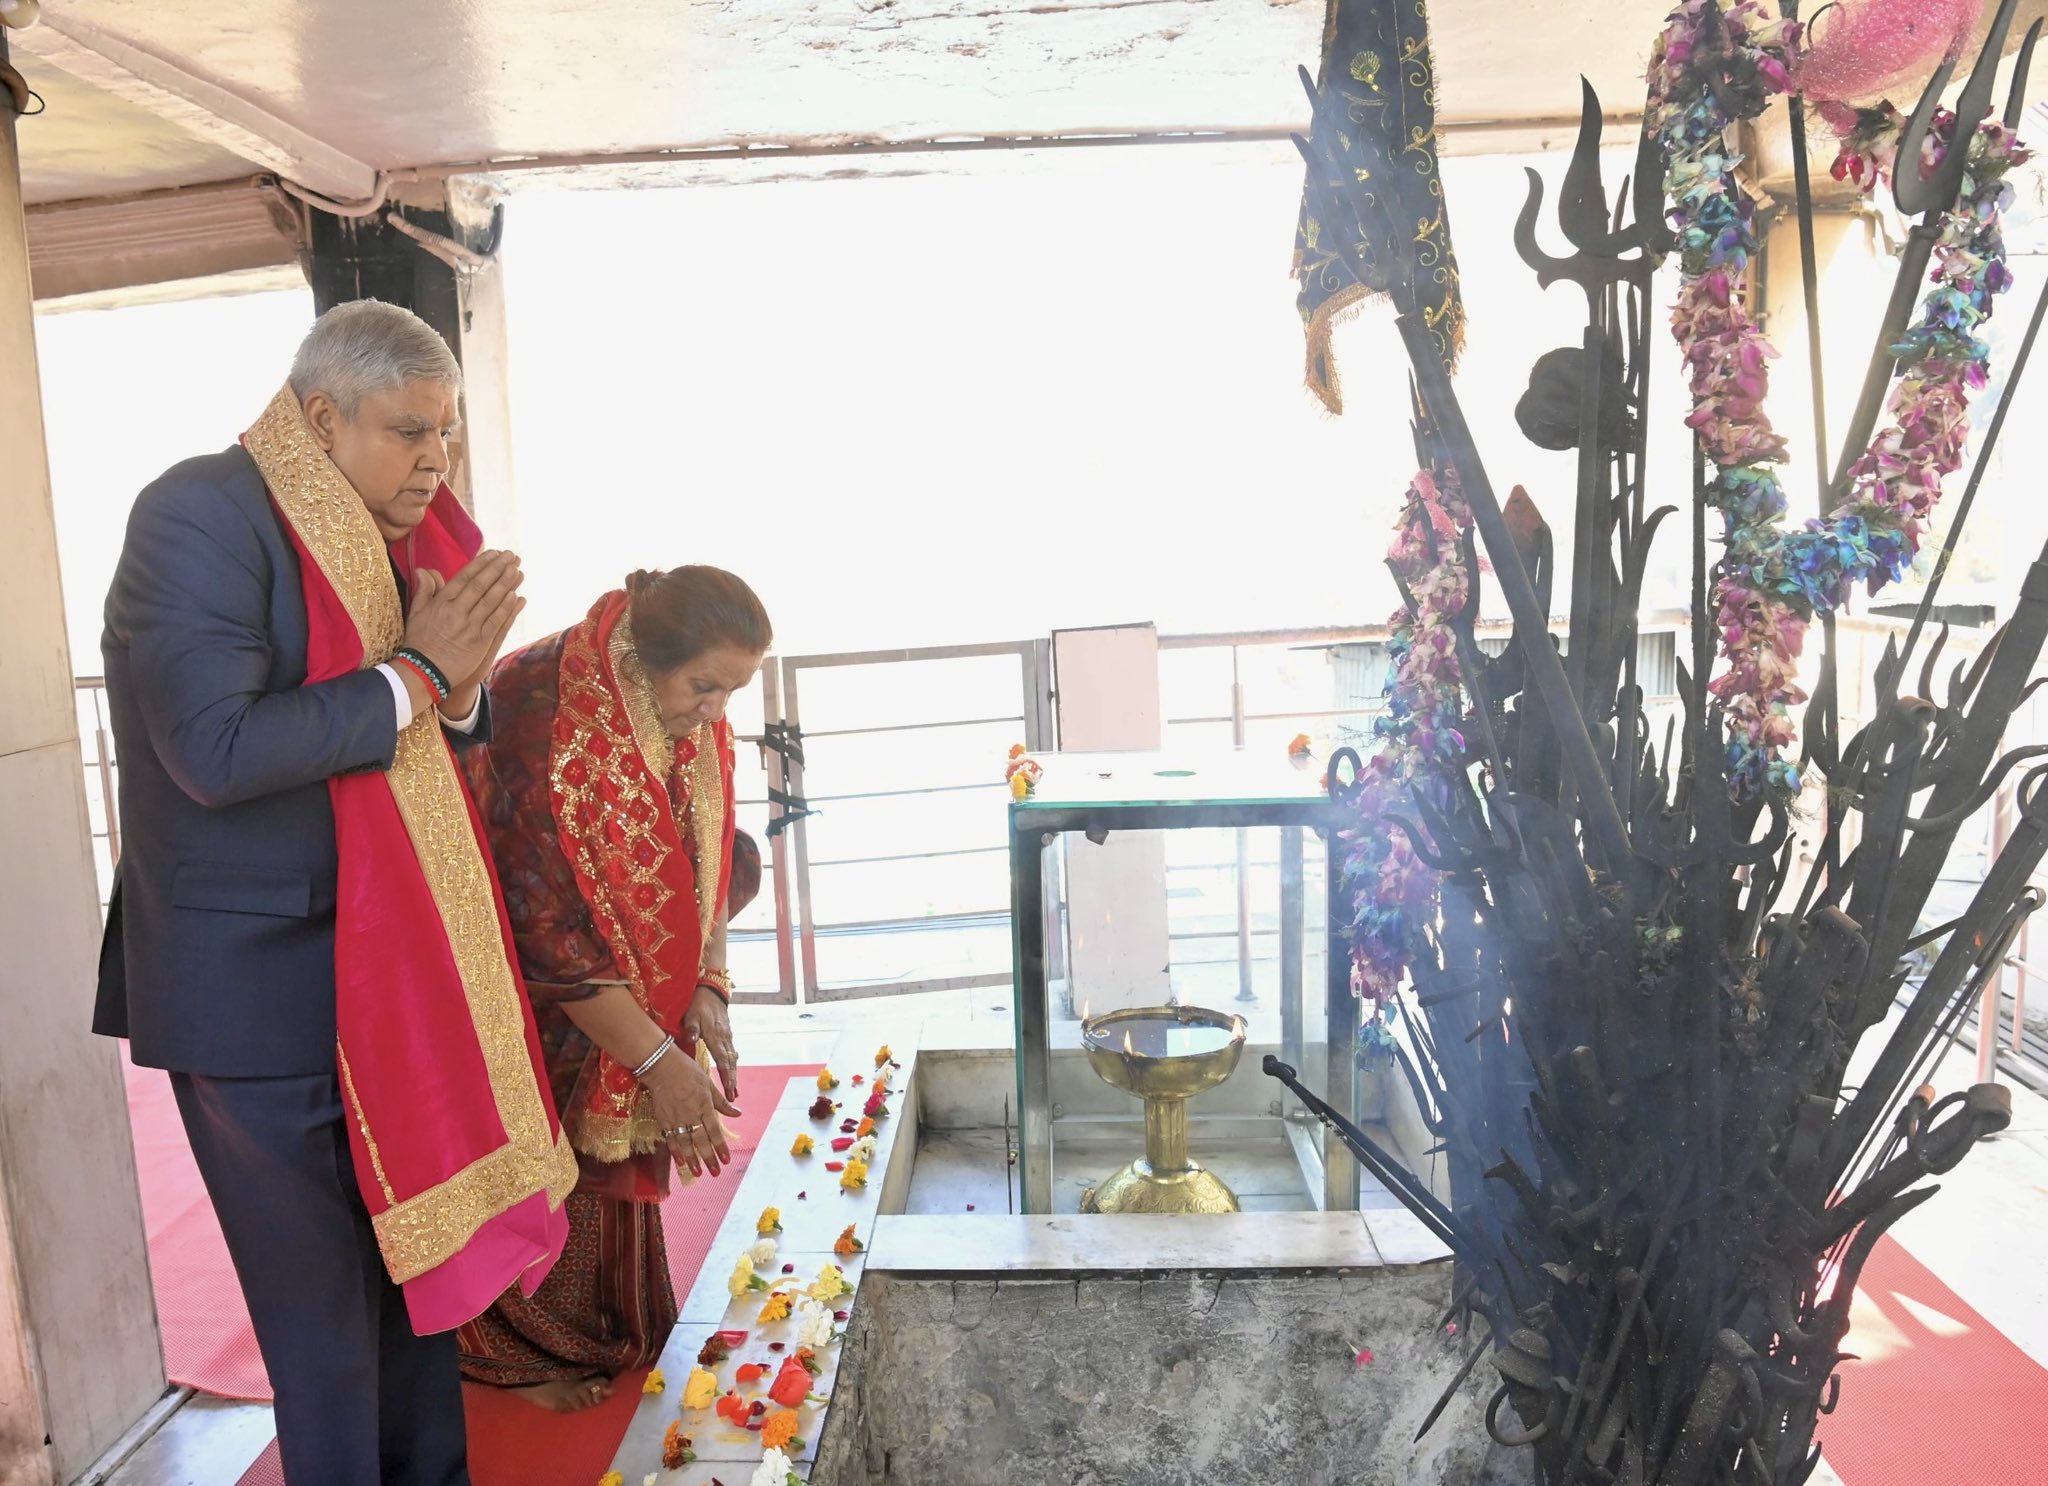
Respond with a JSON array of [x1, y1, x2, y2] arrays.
[[825, 1161, 845, 1172], [833, 1310, 849, 1322], [851, 1073, 865, 1085], [715, 1329, 749, 1347], [782, 1263, 796, 1274], [967, 1203, 976, 1211], [831, 1137, 855, 1151], [769, 1341, 787, 1352]]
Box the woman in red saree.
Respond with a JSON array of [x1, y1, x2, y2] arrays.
[[455, 564, 772, 1411]]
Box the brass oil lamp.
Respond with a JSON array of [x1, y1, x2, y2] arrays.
[[1077, 1005, 1246, 1214]]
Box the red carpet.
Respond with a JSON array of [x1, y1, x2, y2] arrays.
[[1821, 1237, 2048, 1486], [122, 1055, 813, 1485]]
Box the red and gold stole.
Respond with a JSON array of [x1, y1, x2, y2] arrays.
[[244, 387, 578, 1334], [549, 588, 735, 1162]]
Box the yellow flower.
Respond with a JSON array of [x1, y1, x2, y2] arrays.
[[809, 1263, 853, 1303], [682, 1366, 718, 1410], [874, 1044, 892, 1067], [727, 1255, 757, 1299], [641, 1368, 665, 1394], [816, 1068, 839, 1091], [599, 1475, 624, 1486], [791, 1132, 815, 1157], [1011, 771, 1031, 800], [757, 1290, 794, 1324], [757, 1206, 783, 1235], [840, 1157, 869, 1190]]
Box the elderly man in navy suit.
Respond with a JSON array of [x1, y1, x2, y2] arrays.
[[95, 300, 527, 1485]]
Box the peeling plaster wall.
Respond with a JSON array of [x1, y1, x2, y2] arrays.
[[814, 1264, 1536, 1486]]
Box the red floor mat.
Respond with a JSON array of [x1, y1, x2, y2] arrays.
[[1820, 1236, 2048, 1486], [118, 1055, 809, 1484]]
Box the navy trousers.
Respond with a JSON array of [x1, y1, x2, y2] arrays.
[[173, 1072, 471, 1486]]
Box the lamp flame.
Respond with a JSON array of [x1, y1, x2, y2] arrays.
[[1122, 1030, 1136, 1056]]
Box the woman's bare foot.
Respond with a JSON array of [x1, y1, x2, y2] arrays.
[[507, 1375, 614, 1413]]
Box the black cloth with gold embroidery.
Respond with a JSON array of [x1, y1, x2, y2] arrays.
[[1291, 0, 1465, 414]]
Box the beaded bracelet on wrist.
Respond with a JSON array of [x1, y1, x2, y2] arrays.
[[392, 646, 452, 701]]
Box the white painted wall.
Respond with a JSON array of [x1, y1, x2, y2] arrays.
[[0, 81, 164, 1486]]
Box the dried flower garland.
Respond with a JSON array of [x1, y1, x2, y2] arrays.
[[1787, 113, 2031, 605], [1647, 0, 1806, 794], [1339, 464, 1472, 1004], [1648, 0, 2028, 794]]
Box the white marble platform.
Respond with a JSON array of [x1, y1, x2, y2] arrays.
[[608, 1015, 925, 1485]]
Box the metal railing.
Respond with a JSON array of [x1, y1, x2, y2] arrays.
[[75, 677, 120, 909], [766, 640, 1055, 1002]]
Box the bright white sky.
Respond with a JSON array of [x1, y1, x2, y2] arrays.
[[37, 144, 1644, 673]]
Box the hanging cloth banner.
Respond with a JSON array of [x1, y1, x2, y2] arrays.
[[1291, 0, 1466, 414]]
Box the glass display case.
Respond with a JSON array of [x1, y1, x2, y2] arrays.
[[1007, 749, 1366, 1214]]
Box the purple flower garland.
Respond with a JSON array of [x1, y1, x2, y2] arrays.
[[1341, 465, 1472, 1004], [1647, 0, 2029, 795], [1648, 0, 1808, 793]]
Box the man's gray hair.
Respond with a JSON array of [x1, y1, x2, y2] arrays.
[[288, 300, 462, 417]]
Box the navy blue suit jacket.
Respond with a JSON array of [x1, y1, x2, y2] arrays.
[[94, 445, 488, 1077]]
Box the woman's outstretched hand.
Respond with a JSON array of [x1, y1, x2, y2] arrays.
[[643, 1049, 740, 1178]]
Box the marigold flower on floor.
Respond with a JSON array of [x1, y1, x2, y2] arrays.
[[756, 1206, 782, 1235], [746, 1237, 778, 1268], [816, 1068, 839, 1090], [834, 1223, 864, 1256], [662, 1422, 695, 1469], [598, 1473, 623, 1486], [728, 1255, 764, 1298], [839, 1158, 869, 1190], [757, 1290, 794, 1324], [807, 1094, 835, 1120], [683, 1366, 719, 1410], [855, 1115, 875, 1138], [641, 1368, 665, 1394], [761, 1411, 802, 1451], [790, 1132, 814, 1157], [849, 1135, 877, 1163], [874, 1044, 891, 1067]]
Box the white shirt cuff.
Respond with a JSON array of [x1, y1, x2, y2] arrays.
[[377, 663, 417, 735], [441, 694, 482, 733], [378, 662, 482, 736]]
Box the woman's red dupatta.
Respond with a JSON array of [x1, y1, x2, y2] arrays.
[[244, 387, 577, 1334], [549, 589, 737, 1175]]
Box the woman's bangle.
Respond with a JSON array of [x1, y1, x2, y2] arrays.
[[631, 1033, 677, 1081], [696, 967, 733, 1004]]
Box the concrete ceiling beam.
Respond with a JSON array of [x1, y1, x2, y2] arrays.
[[14, 11, 376, 203]]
